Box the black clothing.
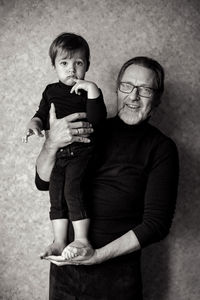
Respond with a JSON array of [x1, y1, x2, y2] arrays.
[[49, 143, 93, 220], [34, 81, 107, 221], [35, 116, 179, 299], [49, 258, 143, 300], [33, 81, 106, 130]]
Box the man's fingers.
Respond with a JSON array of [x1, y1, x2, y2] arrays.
[[69, 121, 92, 129], [64, 112, 87, 122], [44, 256, 82, 266], [40, 252, 47, 259], [49, 103, 57, 123], [44, 255, 67, 261], [73, 136, 91, 143], [72, 127, 93, 136]]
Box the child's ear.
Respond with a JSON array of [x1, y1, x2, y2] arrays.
[[86, 61, 90, 72]]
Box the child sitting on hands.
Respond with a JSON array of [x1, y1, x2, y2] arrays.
[[23, 32, 107, 259]]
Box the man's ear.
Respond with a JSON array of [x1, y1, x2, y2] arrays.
[[153, 93, 162, 107]]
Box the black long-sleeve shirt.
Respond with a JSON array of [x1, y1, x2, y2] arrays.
[[33, 81, 107, 130], [35, 116, 179, 250]]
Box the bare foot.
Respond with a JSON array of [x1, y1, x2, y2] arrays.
[[61, 239, 91, 260], [40, 241, 66, 259]]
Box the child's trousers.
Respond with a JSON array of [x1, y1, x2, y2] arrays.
[[49, 143, 94, 221]]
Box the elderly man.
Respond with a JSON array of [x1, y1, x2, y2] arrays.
[[36, 57, 179, 300]]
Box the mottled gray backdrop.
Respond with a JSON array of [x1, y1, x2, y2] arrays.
[[0, 0, 200, 299]]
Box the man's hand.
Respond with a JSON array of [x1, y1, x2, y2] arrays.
[[45, 103, 93, 151], [43, 247, 102, 266]]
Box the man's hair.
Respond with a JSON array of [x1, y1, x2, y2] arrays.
[[49, 32, 90, 71], [117, 56, 165, 96]]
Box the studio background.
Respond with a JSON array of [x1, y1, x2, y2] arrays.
[[0, 0, 199, 299]]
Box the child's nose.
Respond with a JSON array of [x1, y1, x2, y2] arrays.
[[68, 62, 75, 72]]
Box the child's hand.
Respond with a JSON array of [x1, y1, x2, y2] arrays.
[[22, 119, 44, 143], [70, 79, 100, 99], [22, 128, 43, 143]]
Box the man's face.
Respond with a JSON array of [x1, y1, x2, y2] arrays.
[[117, 64, 159, 125], [54, 49, 87, 86]]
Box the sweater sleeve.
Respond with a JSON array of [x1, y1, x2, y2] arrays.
[[33, 87, 50, 130], [133, 138, 179, 248], [35, 170, 49, 191], [86, 89, 107, 127]]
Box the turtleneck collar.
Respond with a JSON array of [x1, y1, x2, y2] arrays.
[[112, 115, 150, 131], [58, 81, 73, 91]]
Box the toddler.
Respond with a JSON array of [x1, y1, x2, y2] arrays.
[[23, 32, 107, 259]]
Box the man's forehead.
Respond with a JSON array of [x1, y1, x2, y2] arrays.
[[122, 64, 157, 87]]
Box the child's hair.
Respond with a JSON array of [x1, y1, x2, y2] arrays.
[[49, 32, 90, 71]]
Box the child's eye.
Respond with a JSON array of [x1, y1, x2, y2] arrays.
[[60, 61, 67, 65], [76, 61, 84, 66]]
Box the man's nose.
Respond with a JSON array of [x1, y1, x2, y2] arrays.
[[128, 87, 139, 100]]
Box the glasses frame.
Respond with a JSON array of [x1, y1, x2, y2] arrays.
[[119, 82, 158, 98]]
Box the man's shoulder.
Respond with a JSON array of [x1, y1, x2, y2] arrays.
[[146, 123, 178, 152]]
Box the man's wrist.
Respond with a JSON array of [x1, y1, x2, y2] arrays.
[[95, 247, 111, 264], [43, 138, 59, 154]]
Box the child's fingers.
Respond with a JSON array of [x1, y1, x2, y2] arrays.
[[22, 130, 33, 143], [70, 84, 76, 94], [33, 129, 44, 137], [22, 135, 28, 143], [70, 82, 81, 95], [38, 132, 44, 138], [22, 129, 44, 143]]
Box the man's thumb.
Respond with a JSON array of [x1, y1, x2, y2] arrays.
[[49, 103, 57, 122]]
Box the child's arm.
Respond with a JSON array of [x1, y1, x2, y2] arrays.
[[22, 117, 44, 143], [70, 79, 107, 126]]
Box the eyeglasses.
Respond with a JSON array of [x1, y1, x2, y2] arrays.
[[119, 82, 157, 98]]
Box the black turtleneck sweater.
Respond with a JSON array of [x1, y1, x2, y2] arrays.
[[33, 81, 106, 130], [35, 116, 179, 251]]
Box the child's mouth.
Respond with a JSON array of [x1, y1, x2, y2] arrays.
[[67, 75, 76, 79]]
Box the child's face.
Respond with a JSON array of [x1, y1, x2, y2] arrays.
[[54, 50, 87, 86]]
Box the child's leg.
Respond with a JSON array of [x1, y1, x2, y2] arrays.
[[61, 145, 94, 259], [62, 218, 90, 259], [41, 157, 69, 258], [40, 219, 68, 258], [73, 218, 90, 243]]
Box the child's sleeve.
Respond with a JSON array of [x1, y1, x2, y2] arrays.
[[32, 87, 51, 130], [35, 169, 49, 191], [86, 89, 107, 127]]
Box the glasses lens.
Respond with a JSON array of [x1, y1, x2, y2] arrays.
[[139, 87, 153, 97], [119, 82, 133, 93], [119, 82, 154, 97]]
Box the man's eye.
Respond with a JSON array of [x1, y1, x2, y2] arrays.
[[141, 87, 151, 93], [121, 83, 131, 89]]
